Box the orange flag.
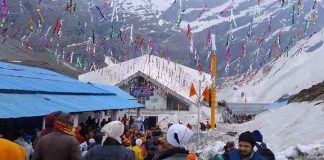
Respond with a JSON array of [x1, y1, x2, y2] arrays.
[[202, 86, 210, 101], [189, 83, 197, 97]]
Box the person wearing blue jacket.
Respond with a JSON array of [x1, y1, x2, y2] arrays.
[[226, 131, 265, 160]]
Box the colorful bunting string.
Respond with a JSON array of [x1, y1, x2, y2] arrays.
[[199, 3, 207, 17]]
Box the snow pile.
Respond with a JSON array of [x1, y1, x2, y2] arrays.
[[194, 102, 324, 159], [219, 28, 324, 103], [227, 102, 324, 152], [185, 129, 237, 159], [275, 139, 324, 160], [197, 141, 225, 160]]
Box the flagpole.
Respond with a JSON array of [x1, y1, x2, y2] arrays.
[[211, 33, 217, 130], [189, 83, 200, 151], [211, 52, 216, 130], [197, 80, 201, 151]]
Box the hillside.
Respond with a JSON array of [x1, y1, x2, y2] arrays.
[[0, 0, 323, 78], [218, 27, 324, 103], [289, 80, 324, 103], [0, 37, 82, 78]]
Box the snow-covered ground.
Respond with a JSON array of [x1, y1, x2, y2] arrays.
[[231, 102, 324, 153], [189, 101, 324, 159], [275, 139, 324, 160]]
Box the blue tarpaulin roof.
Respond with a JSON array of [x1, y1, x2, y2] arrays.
[[0, 62, 143, 118], [266, 101, 288, 109], [0, 62, 112, 94], [92, 84, 136, 100]]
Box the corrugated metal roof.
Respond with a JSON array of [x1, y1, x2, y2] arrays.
[[92, 84, 136, 100], [0, 94, 143, 118], [0, 62, 111, 94], [0, 62, 144, 118]]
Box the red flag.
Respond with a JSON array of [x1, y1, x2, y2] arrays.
[[189, 83, 197, 97], [206, 28, 211, 45]]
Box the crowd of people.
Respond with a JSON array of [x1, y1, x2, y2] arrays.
[[225, 108, 256, 124], [0, 111, 275, 160], [0, 111, 197, 160], [199, 121, 213, 131], [219, 100, 257, 124]]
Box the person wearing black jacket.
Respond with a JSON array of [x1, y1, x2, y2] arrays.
[[83, 121, 135, 160], [83, 137, 134, 160]]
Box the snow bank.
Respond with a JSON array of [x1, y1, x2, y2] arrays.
[[196, 102, 324, 159], [275, 139, 324, 160], [227, 102, 324, 152]]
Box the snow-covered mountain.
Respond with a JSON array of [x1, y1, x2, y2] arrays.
[[2, 0, 323, 78], [218, 27, 324, 103], [1, 0, 322, 104], [104, 0, 324, 77]]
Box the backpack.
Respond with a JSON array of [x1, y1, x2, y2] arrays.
[[256, 143, 275, 160]]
